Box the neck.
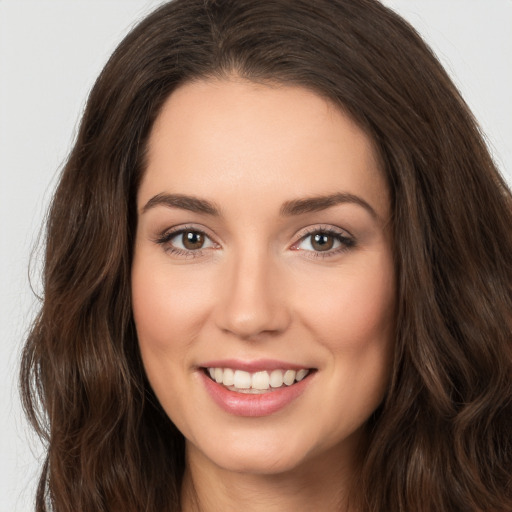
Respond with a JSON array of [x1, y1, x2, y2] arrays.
[[181, 440, 363, 512]]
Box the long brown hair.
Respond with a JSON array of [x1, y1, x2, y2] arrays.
[[21, 0, 512, 510]]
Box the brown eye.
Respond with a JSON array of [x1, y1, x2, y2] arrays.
[[157, 228, 216, 256], [311, 233, 335, 251], [182, 230, 205, 250], [294, 228, 354, 256]]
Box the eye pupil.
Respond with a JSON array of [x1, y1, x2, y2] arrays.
[[312, 233, 334, 251], [183, 230, 204, 250]]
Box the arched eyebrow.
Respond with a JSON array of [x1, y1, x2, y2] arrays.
[[141, 191, 377, 219], [141, 193, 221, 215], [280, 193, 377, 219]]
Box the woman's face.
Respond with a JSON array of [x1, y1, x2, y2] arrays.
[[132, 79, 396, 476]]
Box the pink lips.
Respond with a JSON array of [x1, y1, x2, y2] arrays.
[[199, 360, 314, 417], [201, 358, 309, 372]]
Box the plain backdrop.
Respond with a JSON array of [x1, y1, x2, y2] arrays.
[[1, 1, 511, 510]]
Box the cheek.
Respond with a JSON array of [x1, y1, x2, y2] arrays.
[[131, 259, 213, 355], [298, 255, 396, 351], [297, 257, 395, 437], [130, 257, 215, 426]]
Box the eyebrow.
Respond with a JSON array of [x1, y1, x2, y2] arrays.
[[141, 193, 221, 215], [280, 193, 378, 219], [141, 191, 378, 219]]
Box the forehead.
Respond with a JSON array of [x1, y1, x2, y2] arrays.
[[140, 78, 389, 221]]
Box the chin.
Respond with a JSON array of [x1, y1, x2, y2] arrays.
[[187, 424, 313, 475]]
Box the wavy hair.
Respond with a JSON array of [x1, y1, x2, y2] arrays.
[[21, 0, 512, 510]]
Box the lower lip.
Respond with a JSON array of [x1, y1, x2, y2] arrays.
[[200, 370, 313, 417]]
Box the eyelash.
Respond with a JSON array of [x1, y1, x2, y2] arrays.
[[154, 225, 356, 259], [292, 226, 356, 259], [154, 225, 215, 259]]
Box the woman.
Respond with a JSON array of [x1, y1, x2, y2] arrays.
[[20, 0, 512, 511]]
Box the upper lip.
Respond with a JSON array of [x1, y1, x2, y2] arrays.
[[199, 359, 314, 372]]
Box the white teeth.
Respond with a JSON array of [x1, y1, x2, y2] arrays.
[[296, 369, 308, 382], [206, 367, 310, 391], [269, 369, 284, 388], [222, 368, 234, 386], [252, 371, 270, 390], [283, 369, 296, 386], [233, 370, 252, 389]]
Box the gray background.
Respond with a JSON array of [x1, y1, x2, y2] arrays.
[[1, 1, 511, 510]]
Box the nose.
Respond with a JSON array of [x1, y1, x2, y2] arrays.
[[213, 249, 292, 340]]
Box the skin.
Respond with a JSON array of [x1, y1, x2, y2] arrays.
[[132, 78, 396, 511]]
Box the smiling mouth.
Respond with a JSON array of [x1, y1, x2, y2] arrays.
[[203, 367, 314, 394]]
